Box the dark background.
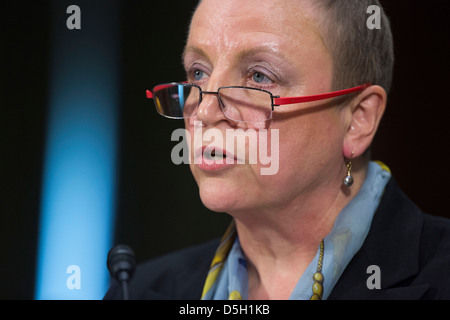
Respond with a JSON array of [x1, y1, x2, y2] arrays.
[[1, 0, 449, 299]]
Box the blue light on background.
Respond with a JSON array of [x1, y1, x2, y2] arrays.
[[35, 1, 120, 299]]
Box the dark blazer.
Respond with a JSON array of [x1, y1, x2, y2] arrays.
[[104, 178, 450, 300]]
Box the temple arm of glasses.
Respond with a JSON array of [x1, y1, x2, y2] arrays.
[[273, 83, 371, 106]]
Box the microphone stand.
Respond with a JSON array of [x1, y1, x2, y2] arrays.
[[107, 244, 136, 300]]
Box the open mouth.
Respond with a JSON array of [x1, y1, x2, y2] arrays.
[[195, 146, 237, 164], [205, 148, 226, 161]]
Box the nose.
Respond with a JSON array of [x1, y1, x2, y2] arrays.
[[195, 90, 227, 125]]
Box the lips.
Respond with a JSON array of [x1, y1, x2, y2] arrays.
[[194, 146, 238, 170]]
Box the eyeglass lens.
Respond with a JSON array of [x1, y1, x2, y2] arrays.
[[152, 84, 272, 123]]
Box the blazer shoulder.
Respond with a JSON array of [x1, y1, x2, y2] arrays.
[[104, 238, 220, 300], [406, 212, 450, 299], [330, 178, 450, 299]]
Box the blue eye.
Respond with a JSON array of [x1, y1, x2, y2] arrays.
[[252, 72, 271, 84], [193, 69, 204, 81]]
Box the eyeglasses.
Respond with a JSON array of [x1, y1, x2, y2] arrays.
[[146, 82, 370, 123]]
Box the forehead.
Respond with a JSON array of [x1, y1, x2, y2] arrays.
[[186, 0, 328, 62]]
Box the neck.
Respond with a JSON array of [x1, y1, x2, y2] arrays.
[[230, 162, 368, 299]]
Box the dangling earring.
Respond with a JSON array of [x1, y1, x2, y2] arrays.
[[342, 157, 354, 187]]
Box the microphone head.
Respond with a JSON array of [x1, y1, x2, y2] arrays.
[[107, 244, 136, 282]]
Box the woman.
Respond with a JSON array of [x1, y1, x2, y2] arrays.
[[105, 0, 450, 300]]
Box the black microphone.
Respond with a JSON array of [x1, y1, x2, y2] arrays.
[[107, 244, 136, 300]]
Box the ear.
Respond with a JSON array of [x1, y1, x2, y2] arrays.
[[343, 85, 387, 159]]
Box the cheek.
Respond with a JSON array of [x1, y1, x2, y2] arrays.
[[273, 112, 345, 181]]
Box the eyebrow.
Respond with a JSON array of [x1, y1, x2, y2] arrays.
[[182, 45, 209, 65]]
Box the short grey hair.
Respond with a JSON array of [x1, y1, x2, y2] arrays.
[[190, 0, 394, 95], [313, 0, 394, 94]]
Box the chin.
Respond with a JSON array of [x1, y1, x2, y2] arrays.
[[197, 178, 249, 213], [191, 163, 274, 214]]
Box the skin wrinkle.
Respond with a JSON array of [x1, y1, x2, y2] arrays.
[[189, 0, 335, 84], [184, 33, 327, 100], [184, 45, 297, 91]]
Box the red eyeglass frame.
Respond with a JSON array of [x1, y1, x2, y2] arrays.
[[271, 83, 371, 106], [146, 82, 371, 109]]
